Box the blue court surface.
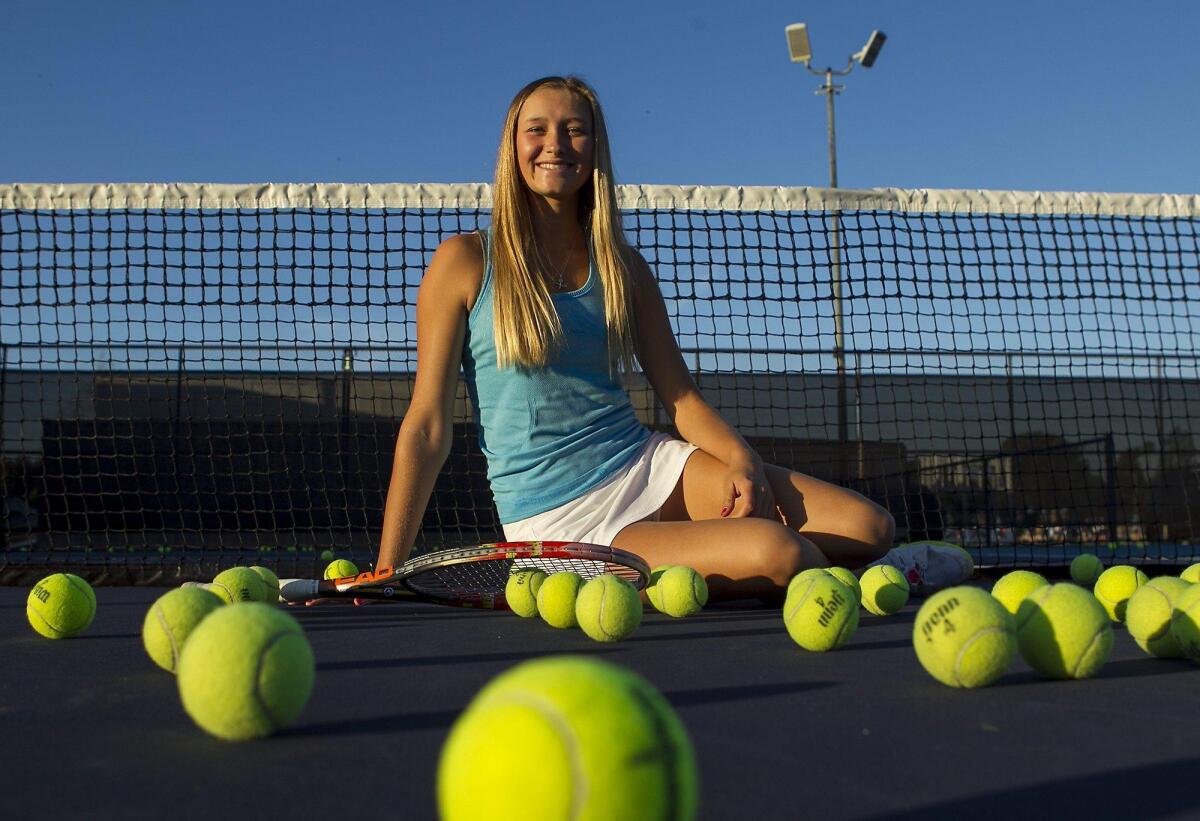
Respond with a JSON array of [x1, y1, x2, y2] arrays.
[[3, 579, 1198, 820]]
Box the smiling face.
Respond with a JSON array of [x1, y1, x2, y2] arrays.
[[514, 86, 595, 203]]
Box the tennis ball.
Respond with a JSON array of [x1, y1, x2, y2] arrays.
[[319, 549, 334, 561], [575, 574, 643, 642], [859, 565, 909, 615], [438, 656, 697, 821], [645, 565, 674, 611], [537, 572, 585, 628], [1070, 553, 1103, 586], [784, 573, 858, 652], [323, 558, 359, 580], [1015, 583, 1113, 679], [647, 566, 708, 617], [1181, 563, 1200, 584], [505, 569, 547, 618], [990, 570, 1049, 616], [785, 567, 832, 599], [176, 603, 315, 741], [210, 567, 268, 605], [26, 573, 97, 639], [913, 586, 1016, 688], [1093, 565, 1149, 622], [826, 566, 861, 604], [142, 586, 224, 673], [249, 566, 280, 602], [1169, 583, 1200, 662], [1126, 577, 1191, 658]]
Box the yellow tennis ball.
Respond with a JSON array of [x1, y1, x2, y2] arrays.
[[505, 569, 547, 618], [913, 586, 1016, 688], [645, 565, 674, 611], [1181, 563, 1200, 584], [1016, 583, 1112, 679], [27, 573, 97, 639], [249, 566, 280, 602], [210, 567, 268, 605], [176, 603, 315, 741], [537, 572, 584, 628], [319, 549, 334, 561], [1168, 583, 1200, 662], [825, 566, 861, 604], [1126, 577, 1191, 658], [575, 574, 643, 642], [437, 656, 698, 821], [1069, 553, 1103, 586], [648, 566, 708, 617], [323, 558, 359, 580], [859, 565, 909, 615], [1093, 565, 1149, 622], [786, 567, 832, 599], [784, 573, 858, 652], [990, 570, 1049, 616], [142, 586, 224, 673]]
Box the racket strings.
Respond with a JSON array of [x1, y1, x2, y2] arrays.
[[403, 557, 645, 598]]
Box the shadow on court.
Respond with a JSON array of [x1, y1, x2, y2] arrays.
[[859, 756, 1200, 820]]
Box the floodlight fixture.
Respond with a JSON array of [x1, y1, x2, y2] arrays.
[[855, 30, 886, 67], [785, 23, 811, 65]]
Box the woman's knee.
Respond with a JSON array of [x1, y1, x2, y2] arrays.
[[746, 520, 827, 586], [865, 502, 896, 559]]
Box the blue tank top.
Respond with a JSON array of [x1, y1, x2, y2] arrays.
[[460, 230, 650, 523]]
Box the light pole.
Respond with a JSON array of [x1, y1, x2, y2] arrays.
[[786, 23, 885, 480]]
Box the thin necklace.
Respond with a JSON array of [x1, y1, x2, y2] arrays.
[[540, 249, 569, 290]]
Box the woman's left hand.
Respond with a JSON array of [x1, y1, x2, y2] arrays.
[[720, 455, 776, 520]]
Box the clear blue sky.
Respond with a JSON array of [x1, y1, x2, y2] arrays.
[[3, 0, 1198, 194]]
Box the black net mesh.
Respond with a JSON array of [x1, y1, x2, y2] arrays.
[[2, 183, 1198, 581]]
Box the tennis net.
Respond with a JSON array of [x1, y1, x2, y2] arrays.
[[3, 182, 1199, 581]]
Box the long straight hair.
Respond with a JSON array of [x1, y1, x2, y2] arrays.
[[490, 76, 637, 376]]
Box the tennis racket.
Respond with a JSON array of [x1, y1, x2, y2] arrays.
[[277, 540, 650, 609]]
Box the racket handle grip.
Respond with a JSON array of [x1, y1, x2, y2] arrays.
[[278, 578, 320, 603]]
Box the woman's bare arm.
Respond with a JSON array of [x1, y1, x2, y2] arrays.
[[375, 234, 482, 568]]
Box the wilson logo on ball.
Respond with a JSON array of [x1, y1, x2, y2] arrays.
[[816, 589, 848, 628]]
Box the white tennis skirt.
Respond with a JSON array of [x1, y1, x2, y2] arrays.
[[502, 431, 698, 546]]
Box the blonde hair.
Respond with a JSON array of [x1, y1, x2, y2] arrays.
[[490, 76, 638, 376]]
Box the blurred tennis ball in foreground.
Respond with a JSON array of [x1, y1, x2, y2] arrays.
[[438, 655, 697, 821], [1180, 563, 1200, 584], [1069, 553, 1103, 586], [859, 565, 909, 615], [323, 559, 359, 580], [1093, 565, 1148, 622], [210, 567, 269, 605], [177, 603, 314, 741], [537, 572, 584, 628], [647, 566, 708, 617], [914, 586, 1015, 688], [990, 570, 1049, 616], [27, 573, 96, 639], [505, 569, 547, 618], [1016, 583, 1112, 679], [142, 586, 223, 673], [1126, 577, 1190, 658], [575, 574, 642, 642], [784, 572, 857, 652]]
